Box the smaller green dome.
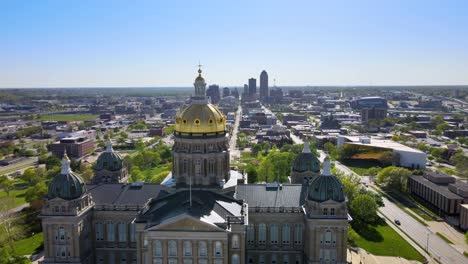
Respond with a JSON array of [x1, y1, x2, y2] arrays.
[[95, 141, 123, 171], [293, 142, 320, 173], [308, 157, 345, 203], [48, 153, 86, 200]]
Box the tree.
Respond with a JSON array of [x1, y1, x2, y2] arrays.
[[45, 156, 61, 170], [0, 196, 25, 254], [376, 166, 412, 192], [450, 153, 468, 178], [350, 193, 378, 226], [0, 176, 13, 196], [246, 165, 258, 183], [24, 181, 48, 209], [21, 168, 39, 185], [79, 163, 94, 183]]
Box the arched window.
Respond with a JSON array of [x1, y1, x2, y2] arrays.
[[183, 241, 192, 256], [270, 224, 278, 244], [232, 234, 240, 249], [198, 241, 207, 256], [258, 223, 266, 244], [168, 240, 177, 256], [214, 241, 222, 257], [153, 240, 162, 256], [232, 254, 240, 264], [247, 225, 255, 244], [282, 224, 290, 244]]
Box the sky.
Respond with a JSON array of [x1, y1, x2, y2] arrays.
[[1, 0, 468, 88]]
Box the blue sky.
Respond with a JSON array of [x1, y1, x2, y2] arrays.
[[1, 0, 468, 87]]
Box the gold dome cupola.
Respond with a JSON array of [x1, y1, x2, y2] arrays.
[[174, 66, 226, 136]]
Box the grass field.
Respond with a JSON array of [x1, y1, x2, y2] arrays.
[[349, 223, 425, 262], [0, 189, 27, 210], [39, 114, 98, 121], [14, 232, 43, 256], [341, 159, 382, 175]]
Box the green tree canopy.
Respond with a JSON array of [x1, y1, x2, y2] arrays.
[[376, 166, 412, 192], [350, 193, 379, 225]]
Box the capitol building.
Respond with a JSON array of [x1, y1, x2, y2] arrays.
[[40, 68, 349, 264]]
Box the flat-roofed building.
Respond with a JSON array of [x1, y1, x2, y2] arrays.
[[337, 136, 426, 169], [408, 171, 468, 216], [460, 204, 468, 231], [51, 136, 95, 158]]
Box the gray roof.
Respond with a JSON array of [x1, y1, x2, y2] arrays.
[[236, 184, 305, 208], [137, 189, 244, 228], [87, 183, 166, 205], [410, 175, 463, 200]]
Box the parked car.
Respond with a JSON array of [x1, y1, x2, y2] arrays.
[[394, 219, 401, 225]]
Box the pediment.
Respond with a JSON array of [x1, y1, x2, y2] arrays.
[[148, 214, 225, 232]]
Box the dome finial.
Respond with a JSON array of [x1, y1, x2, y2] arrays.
[[106, 140, 113, 152], [198, 61, 202, 75], [61, 149, 72, 175], [322, 156, 332, 176]]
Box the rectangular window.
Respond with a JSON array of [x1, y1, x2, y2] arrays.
[[282, 224, 290, 244], [294, 224, 302, 244], [107, 223, 115, 242], [95, 223, 103, 241], [247, 225, 255, 244], [118, 223, 127, 242], [330, 208, 335, 216], [270, 224, 278, 244], [323, 208, 328, 215], [130, 223, 136, 242], [258, 224, 266, 244]]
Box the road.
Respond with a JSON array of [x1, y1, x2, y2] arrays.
[[378, 193, 465, 264], [229, 105, 242, 162], [0, 157, 38, 178], [331, 156, 466, 264]]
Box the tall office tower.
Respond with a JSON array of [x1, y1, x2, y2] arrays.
[[248, 78, 257, 96], [259, 70, 269, 99], [231, 88, 240, 99], [206, 84, 221, 104], [243, 84, 249, 95], [222, 87, 230, 97]]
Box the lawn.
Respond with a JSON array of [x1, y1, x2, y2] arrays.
[[14, 232, 43, 256], [0, 189, 27, 210], [341, 159, 382, 175], [349, 222, 426, 262], [39, 114, 98, 121]]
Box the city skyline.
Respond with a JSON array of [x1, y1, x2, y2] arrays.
[[2, 0, 468, 88]]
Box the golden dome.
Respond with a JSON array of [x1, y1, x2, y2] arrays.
[[175, 104, 226, 134]]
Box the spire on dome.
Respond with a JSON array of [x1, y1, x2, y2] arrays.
[[194, 63, 206, 97], [61, 150, 72, 175], [322, 156, 332, 176], [303, 142, 311, 153], [106, 140, 114, 153]]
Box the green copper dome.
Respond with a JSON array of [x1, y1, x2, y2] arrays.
[[308, 157, 345, 203], [95, 141, 123, 171], [292, 142, 320, 173], [48, 153, 86, 200]]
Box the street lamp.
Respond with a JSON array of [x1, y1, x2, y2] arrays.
[[426, 233, 430, 252]]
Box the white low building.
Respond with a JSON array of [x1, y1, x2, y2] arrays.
[[337, 135, 427, 169]]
